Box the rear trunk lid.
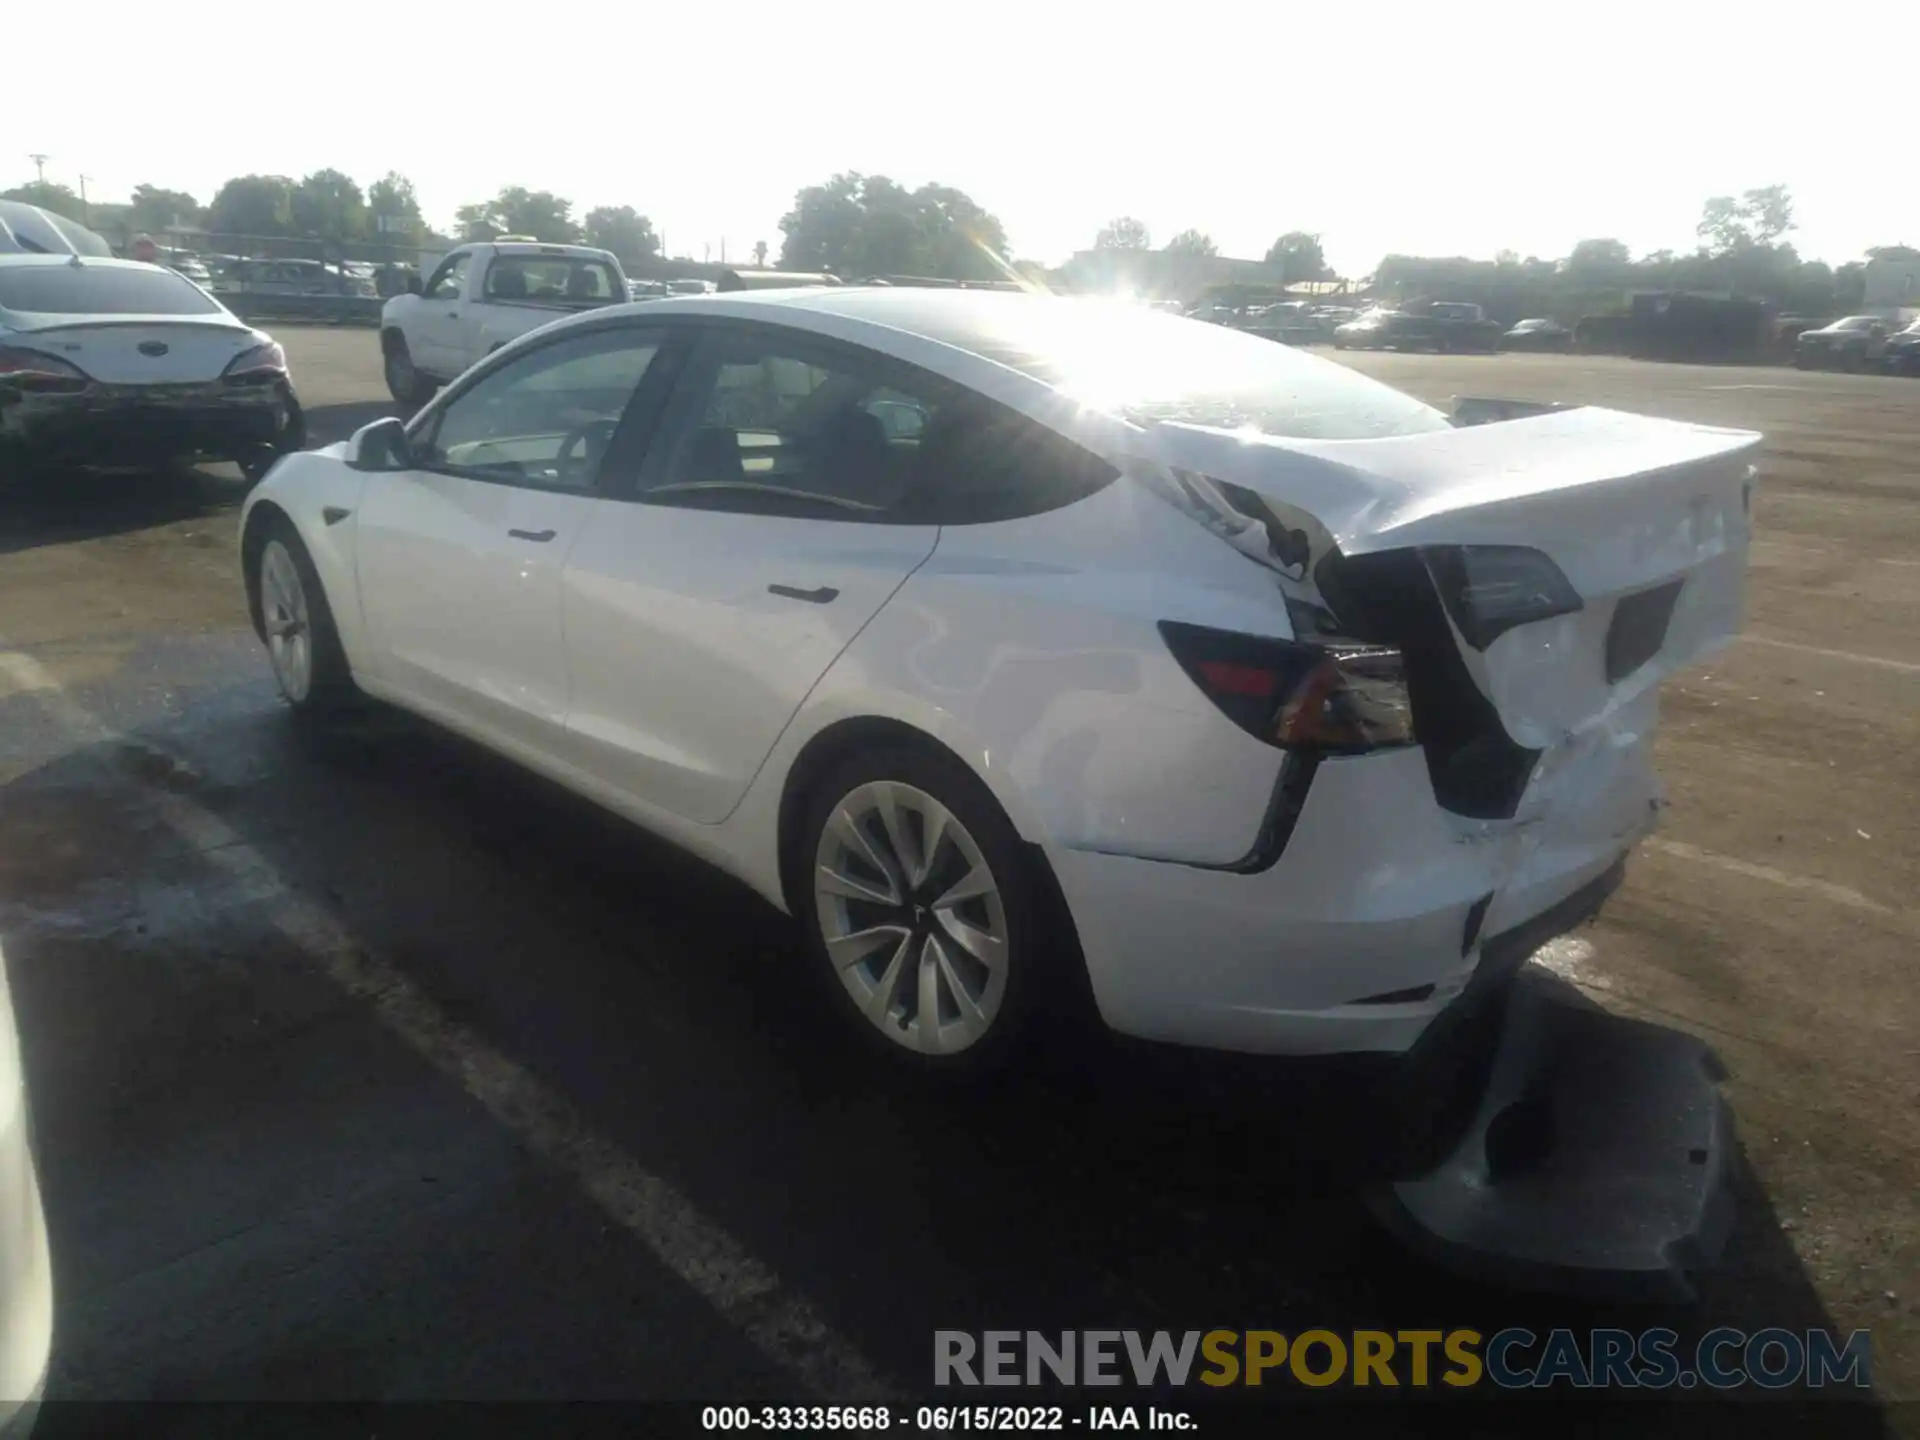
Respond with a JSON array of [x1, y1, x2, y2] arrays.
[[8, 316, 259, 385], [1131, 406, 1761, 821]]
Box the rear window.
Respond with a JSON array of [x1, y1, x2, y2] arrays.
[[912, 298, 1451, 440], [484, 255, 622, 304], [0, 264, 222, 316]]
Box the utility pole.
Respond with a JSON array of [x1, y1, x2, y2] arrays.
[[78, 175, 90, 226], [28, 153, 48, 185]]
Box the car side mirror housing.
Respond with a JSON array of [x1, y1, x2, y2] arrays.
[[345, 416, 414, 471]]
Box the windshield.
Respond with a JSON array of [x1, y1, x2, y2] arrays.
[[914, 297, 1448, 440], [484, 255, 622, 304], [0, 263, 223, 316], [1831, 316, 1879, 332]]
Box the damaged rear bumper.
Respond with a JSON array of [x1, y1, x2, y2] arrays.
[[1364, 859, 1737, 1300], [1, 378, 303, 468]]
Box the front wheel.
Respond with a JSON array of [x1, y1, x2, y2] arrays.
[[382, 335, 436, 408], [249, 520, 355, 716], [797, 748, 1054, 1074]]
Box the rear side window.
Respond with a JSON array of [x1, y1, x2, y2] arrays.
[[485, 255, 621, 304], [0, 264, 221, 316], [907, 395, 1118, 526]]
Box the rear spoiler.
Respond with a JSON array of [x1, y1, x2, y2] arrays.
[[1451, 397, 1572, 428]]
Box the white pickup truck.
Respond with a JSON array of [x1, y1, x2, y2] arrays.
[[379, 240, 629, 404]]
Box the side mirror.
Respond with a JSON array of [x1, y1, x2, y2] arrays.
[[406, 274, 424, 296], [345, 416, 414, 471]]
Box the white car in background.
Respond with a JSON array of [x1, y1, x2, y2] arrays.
[[0, 256, 305, 482], [237, 289, 1759, 1077]]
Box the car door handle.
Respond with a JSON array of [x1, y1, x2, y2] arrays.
[[508, 528, 557, 543], [768, 584, 839, 604]]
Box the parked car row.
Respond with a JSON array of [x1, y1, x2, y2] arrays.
[[1794, 314, 1920, 374]]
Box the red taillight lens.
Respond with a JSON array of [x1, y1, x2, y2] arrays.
[[1160, 620, 1417, 754], [0, 346, 90, 393], [222, 340, 287, 384]]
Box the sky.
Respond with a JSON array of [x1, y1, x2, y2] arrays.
[[15, 2, 1914, 274]]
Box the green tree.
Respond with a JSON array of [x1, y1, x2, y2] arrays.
[[455, 187, 581, 243], [1264, 230, 1331, 282], [1164, 229, 1217, 257], [1834, 261, 1867, 309], [206, 175, 295, 240], [752, 240, 768, 267], [1867, 244, 1920, 261], [1094, 216, 1151, 250], [290, 169, 367, 239], [367, 172, 425, 244], [126, 184, 200, 233], [1567, 238, 1631, 271], [584, 205, 660, 264], [1697, 185, 1794, 255], [777, 173, 1009, 280], [1, 181, 83, 218]]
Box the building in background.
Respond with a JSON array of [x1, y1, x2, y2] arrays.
[[1862, 258, 1920, 320]]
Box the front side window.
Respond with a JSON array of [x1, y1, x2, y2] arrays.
[[415, 327, 662, 491], [425, 253, 470, 301], [641, 328, 1116, 525]]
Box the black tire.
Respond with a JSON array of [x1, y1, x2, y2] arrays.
[[794, 745, 1061, 1076], [246, 514, 356, 718], [382, 333, 437, 408]]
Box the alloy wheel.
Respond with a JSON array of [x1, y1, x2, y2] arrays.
[[813, 780, 1009, 1056], [260, 540, 313, 703]]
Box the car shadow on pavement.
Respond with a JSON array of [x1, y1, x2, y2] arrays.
[[0, 402, 395, 558], [0, 693, 1892, 1432], [0, 464, 247, 557]]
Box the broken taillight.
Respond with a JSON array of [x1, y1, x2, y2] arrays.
[[0, 346, 89, 394], [1421, 544, 1583, 650], [1159, 620, 1417, 753]]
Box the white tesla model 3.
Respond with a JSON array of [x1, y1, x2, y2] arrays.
[[238, 289, 1759, 1073]]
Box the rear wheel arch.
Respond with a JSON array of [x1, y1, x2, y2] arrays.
[[776, 716, 1100, 1050], [240, 499, 295, 641]]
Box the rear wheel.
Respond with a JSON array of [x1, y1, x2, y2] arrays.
[[382, 334, 436, 408], [797, 748, 1052, 1074], [249, 519, 355, 716]]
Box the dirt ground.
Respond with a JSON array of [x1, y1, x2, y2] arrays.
[[0, 327, 1913, 1424]]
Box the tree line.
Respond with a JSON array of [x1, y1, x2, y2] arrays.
[[4, 170, 1912, 318]]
